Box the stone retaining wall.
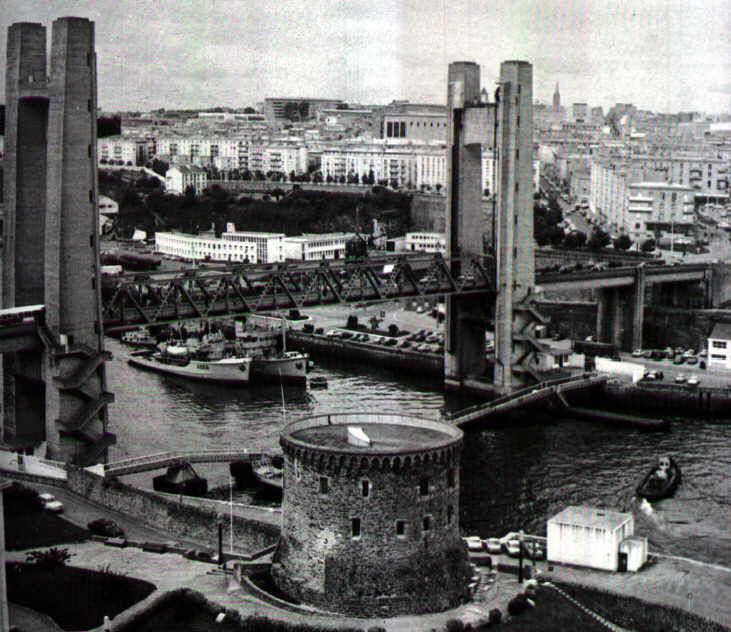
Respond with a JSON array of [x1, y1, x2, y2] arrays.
[[66, 467, 280, 552]]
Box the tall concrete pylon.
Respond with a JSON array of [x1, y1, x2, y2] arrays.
[[2, 18, 114, 464], [445, 60, 546, 393]]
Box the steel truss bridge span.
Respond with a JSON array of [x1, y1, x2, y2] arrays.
[[102, 254, 496, 331]]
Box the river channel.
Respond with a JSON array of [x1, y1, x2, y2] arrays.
[[105, 337, 731, 568]]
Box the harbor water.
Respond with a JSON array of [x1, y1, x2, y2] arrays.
[[106, 338, 731, 568]]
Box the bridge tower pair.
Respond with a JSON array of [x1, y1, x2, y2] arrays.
[[1, 19, 114, 464], [444, 61, 546, 393]]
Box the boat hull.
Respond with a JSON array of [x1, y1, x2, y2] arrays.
[[636, 459, 682, 501], [251, 353, 308, 385], [128, 354, 251, 384]]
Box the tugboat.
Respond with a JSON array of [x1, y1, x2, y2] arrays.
[[636, 456, 681, 501]]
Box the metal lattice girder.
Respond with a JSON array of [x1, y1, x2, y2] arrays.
[[101, 254, 496, 331]]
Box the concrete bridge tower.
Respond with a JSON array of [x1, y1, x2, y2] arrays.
[[2, 18, 114, 464], [444, 60, 546, 393]]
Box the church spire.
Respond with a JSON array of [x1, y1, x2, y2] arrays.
[[553, 81, 561, 110]]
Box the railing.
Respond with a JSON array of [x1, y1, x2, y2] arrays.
[[101, 254, 497, 329], [104, 448, 279, 476], [446, 373, 606, 425]]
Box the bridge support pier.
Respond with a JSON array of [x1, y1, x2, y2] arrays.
[[2, 19, 114, 464], [595, 266, 645, 352]]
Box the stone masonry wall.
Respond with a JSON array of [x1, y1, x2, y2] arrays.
[[67, 466, 279, 552], [272, 446, 470, 617]]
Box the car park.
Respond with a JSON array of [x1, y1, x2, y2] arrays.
[[88, 518, 125, 538]]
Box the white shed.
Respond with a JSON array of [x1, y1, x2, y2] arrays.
[[618, 535, 648, 572], [547, 506, 634, 571]]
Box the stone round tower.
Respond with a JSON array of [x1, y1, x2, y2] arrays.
[[271, 413, 469, 617]]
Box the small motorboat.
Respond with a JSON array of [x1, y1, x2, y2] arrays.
[[252, 454, 283, 491], [309, 376, 328, 389], [636, 455, 681, 501]]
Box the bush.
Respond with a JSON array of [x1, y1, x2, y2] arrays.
[[508, 593, 531, 616], [26, 547, 74, 569], [446, 619, 465, 631], [489, 608, 502, 624]]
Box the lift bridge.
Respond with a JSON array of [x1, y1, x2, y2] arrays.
[[101, 254, 496, 331]]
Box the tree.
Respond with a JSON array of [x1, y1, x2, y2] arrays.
[[368, 169, 375, 185], [587, 228, 611, 251], [298, 101, 310, 120], [641, 238, 656, 252], [336, 103, 349, 110], [563, 230, 587, 249], [435, 183, 443, 193], [613, 234, 633, 251], [182, 185, 197, 207], [243, 106, 256, 114], [312, 171, 323, 183], [283, 102, 299, 121]]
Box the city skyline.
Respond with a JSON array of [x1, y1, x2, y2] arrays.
[[1, 0, 730, 115]]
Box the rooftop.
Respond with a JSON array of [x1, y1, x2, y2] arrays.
[[710, 321, 731, 340], [282, 413, 462, 454], [549, 505, 633, 531]]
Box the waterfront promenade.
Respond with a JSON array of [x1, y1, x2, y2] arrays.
[[6, 538, 730, 630]]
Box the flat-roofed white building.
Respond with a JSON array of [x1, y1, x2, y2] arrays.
[[626, 182, 695, 243], [155, 230, 284, 263], [405, 232, 446, 253], [708, 322, 731, 369], [547, 505, 645, 572], [283, 233, 353, 261], [98, 135, 143, 165], [164, 165, 208, 195]]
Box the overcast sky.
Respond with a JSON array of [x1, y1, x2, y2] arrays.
[[2, 0, 730, 114]]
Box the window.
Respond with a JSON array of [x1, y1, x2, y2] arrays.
[[396, 520, 406, 536], [711, 354, 726, 360], [712, 340, 727, 349], [319, 476, 329, 494], [351, 518, 361, 538], [361, 480, 370, 498], [422, 516, 431, 532], [447, 468, 456, 488], [419, 477, 429, 496]]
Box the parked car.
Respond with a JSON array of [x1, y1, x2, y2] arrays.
[[631, 349, 644, 357], [485, 538, 503, 554], [685, 355, 699, 365], [687, 375, 700, 386], [651, 350, 666, 361], [673, 355, 686, 365], [643, 371, 657, 381], [463, 536, 484, 552], [38, 493, 64, 513], [505, 539, 522, 557], [675, 374, 687, 384], [523, 541, 546, 560], [88, 518, 125, 538]]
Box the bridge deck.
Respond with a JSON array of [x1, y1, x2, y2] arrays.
[[446, 373, 607, 428], [104, 449, 279, 477]]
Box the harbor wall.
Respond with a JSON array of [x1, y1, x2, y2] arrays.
[[602, 380, 731, 418], [287, 331, 444, 377], [66, 467, 280, 552]]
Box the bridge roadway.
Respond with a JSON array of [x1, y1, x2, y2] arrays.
[[104, 449, 278, 477], [444, 373, 608, 428], [100, 253, 711, 330]]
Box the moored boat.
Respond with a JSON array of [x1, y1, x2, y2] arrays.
[[128, 344, 252, 384], [251, 350, 309, 385], [636, 455, 681, 501], [121, 328, 157, 348], [252, 454, 283, 491]]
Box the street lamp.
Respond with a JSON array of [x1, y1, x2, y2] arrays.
[[216, 512, 224, 566]]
